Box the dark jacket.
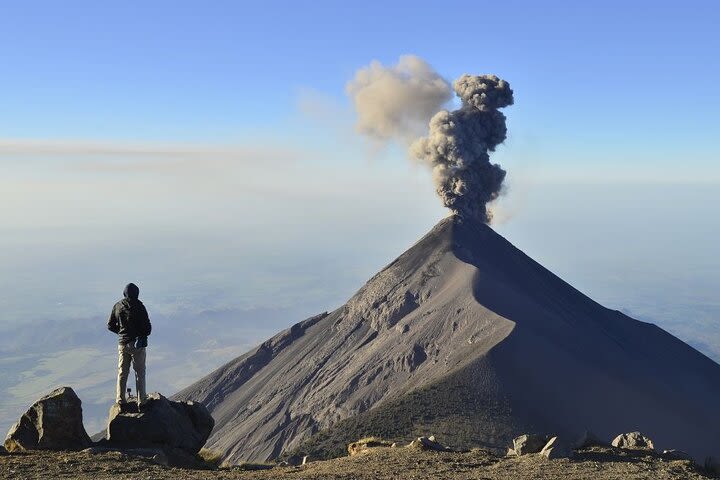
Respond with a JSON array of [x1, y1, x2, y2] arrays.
[[108, 297, 152, 345]]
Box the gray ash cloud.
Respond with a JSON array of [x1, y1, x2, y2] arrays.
[[411, 74, 514, 223], [346, 55, 452, 143], [348, 57, 514, 224]]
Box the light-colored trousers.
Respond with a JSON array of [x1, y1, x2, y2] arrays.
[[116, 342, 147, 404]]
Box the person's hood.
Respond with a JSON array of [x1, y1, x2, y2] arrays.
[[123, 283, 140, 300]]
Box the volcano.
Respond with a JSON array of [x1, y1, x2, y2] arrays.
[[174, 216, 720, 464]]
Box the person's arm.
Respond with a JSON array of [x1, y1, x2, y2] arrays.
[[141, 304, 152, 337], [107, 305, 119, 333]]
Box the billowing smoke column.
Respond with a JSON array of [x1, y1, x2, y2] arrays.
[[411, 74, 514, 223], [348, 56, 514, 224]]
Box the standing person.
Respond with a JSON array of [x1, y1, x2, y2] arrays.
[[107, 283, 152, 409]]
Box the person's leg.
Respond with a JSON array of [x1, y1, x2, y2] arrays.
[[116, 343, 132, 403], [131, 346, 147, 404]]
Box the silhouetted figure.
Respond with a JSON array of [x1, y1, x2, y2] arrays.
[[107, 283, 152, 407]]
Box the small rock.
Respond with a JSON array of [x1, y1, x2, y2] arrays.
[[662, 449, 693, 462], [513, 434, 550, 456], [391, 443, 397, 448], [277, 461, 289, 467], [81, 447, 104, 455], [539, 436, 573, 459], [302, 455, 309, 465], [611, 432, 654, 451], [407, 436, 450, 451], [4, 387, 92, 452]]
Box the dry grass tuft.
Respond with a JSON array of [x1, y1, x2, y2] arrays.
[[235, 461, 276, 471], [197, 448, 223, 468], [348, 436, 395, 455]]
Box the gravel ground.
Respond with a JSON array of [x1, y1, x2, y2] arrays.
[[1, 446, 715, 480]]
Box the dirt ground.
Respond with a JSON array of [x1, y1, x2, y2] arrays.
[[1, 446, 715, 480]]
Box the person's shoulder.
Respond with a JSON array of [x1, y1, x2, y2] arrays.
[[130, 298, 147, 310]]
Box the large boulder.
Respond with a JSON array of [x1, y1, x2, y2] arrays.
[[4, 386, 91, 452], [611, 432, 654, 451], [105, 392, 213, 455]]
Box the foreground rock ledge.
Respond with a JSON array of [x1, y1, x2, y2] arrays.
[[105, 392, 214, 456], [4, 386, 91, 452], [1, 444, 709, 479]]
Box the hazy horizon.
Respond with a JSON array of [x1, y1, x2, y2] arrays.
[[2, 180, 719, 435]]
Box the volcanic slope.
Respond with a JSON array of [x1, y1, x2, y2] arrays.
[[174, 216, 720, 465]]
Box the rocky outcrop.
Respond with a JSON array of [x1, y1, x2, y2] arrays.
[[4, 387, 91, 452], [407, 435, 451, 451], [611, 432, 654, 451], [105, 393, 213, 456]]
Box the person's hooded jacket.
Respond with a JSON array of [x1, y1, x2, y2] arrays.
[[108, 283, 152, 345]]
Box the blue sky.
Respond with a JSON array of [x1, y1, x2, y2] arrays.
[[0, 0, 719, 434], [1, 0, 719, 159]]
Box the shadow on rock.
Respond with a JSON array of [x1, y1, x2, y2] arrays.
[[95, 392, 214, 467]]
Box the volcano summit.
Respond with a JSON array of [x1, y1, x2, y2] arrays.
[[175, 216, 720, 465]]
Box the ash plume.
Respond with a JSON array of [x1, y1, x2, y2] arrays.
[[348, 56, 514, 224], [346, 55, 452, 143], [411, 74, 514, 223]]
